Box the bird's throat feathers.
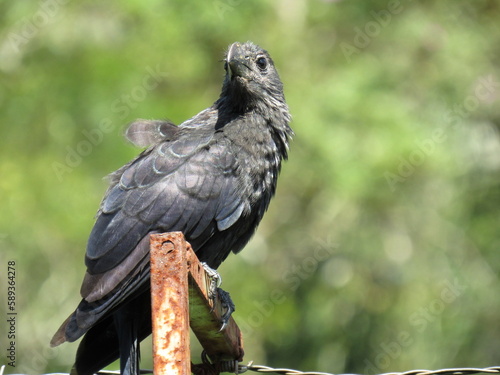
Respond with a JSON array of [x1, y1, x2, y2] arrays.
[[215, 92, 292, 155], [217, 82, 291, 135]]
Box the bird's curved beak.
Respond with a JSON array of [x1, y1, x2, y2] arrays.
[[227, 42, 251, 80]]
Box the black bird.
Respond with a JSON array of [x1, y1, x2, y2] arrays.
[[51, 41, 293, 375]]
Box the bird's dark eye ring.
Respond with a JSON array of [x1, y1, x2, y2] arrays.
[[256, 56, 267, 70]]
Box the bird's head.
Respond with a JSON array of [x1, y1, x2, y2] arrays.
[[219, 41, 286, 113]]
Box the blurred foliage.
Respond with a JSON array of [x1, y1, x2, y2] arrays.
[[1, 0, 500, 374]]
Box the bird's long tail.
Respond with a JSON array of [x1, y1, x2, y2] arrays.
[[71, 292, 151, 375]]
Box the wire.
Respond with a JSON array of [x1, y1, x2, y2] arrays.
[[243, 365, 500, 375], [4, 364, 499, 375]]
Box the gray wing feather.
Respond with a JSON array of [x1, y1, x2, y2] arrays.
[[125, 119, 179, 147], [84, 132, 246, 278]]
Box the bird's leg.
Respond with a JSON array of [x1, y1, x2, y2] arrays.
[[201, 262, 222, 302], [201, 262, 236, 331]]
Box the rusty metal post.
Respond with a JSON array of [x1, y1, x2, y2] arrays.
[[150, 232, 191, 375], [150, 232, 244, 374]]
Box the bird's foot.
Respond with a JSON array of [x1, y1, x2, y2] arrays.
[[201, 262, 222, 301], [217, 288, 235, 331], [201, 262, 235, 331]]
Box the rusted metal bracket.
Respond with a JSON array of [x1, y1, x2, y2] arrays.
[[150, 232, 244, 375]]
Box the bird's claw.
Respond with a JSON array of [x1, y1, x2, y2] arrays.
[[217, 288, 235, 331], [201, 262, 235, 330]]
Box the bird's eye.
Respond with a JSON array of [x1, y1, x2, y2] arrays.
[[223, 61, 228, 71], [256, 56, 267, 70]]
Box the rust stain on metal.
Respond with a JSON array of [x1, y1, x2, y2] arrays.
[[150, 233, 190, 375], [150, 232, 245, 373]]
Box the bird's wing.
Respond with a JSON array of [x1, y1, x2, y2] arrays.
[[85, 128, 247, 302], [52, 128, 250, 344], [124, 119, 179, 148]]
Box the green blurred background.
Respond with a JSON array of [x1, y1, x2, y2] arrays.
[[1, 0, 499, 373]]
